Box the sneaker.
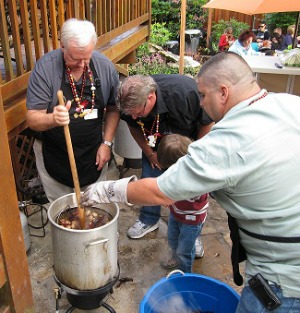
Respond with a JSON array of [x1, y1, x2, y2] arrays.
[[127, 220, 159, 239], [160, 254, 180, 270], [195, 237, 204, 258]]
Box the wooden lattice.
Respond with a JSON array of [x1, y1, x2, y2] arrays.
[[11, 129, 43, 200], [15, 134, 36, 180]]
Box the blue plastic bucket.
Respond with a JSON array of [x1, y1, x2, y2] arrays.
[[140, 270, 240, 313]]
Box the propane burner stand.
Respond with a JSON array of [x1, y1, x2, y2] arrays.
[[54, 265, 119, 312]]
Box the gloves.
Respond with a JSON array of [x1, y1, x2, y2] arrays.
[[81, 175, 137, 207]]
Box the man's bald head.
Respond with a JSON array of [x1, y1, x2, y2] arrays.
[[196, 52, 261, 122], [197, 52, 256, 89]]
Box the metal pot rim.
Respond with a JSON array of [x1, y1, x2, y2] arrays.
[[48, 193, 119, 233]]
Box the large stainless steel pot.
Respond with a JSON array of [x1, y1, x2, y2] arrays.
[[48, 193, 119, 290]]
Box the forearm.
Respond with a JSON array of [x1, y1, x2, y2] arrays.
[[127, 178, 174, 206], [27, 101, 71, 131], [26, 109, 55, 131], [103, 108, 120, 141]]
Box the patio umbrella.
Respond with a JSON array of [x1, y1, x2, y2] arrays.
[[202, 0, 300, 15], [202, 0, 300, 47]]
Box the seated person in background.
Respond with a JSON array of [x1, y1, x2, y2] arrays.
[[218, 27, 234, 52], [282, 25, 298, 50], [228, 30, 259, 57], [256, 21, 270, 43], [271, 27, 285, 50], [157, 134, 208, 272]]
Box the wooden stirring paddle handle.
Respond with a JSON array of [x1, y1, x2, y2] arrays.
[[57, 90, 85, 229]]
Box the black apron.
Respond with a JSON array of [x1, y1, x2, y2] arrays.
[[43, 61, 105, 187]]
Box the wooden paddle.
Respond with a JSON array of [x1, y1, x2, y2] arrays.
[[57, 90, 85, 229]]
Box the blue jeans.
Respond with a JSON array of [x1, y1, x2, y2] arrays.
[[236, 285, 300, 313], [168, 213, 203, 273], [139, 154, 163, 225]]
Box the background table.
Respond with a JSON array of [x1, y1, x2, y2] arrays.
[[244, 55, 300, 96]]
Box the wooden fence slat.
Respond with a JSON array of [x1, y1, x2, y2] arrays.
[[103, 0, 107, 33], [40, 0, 51, 54], [106, 1, 111, 32], [112, 1, 116, 29], [79, 0, 85, 20], [211, 9, 255, 29], [126, 0, 129, 21], [85, 0, 92, 21], [49, 0, 59, 50], [19, 0, 34, 70], [65, 0, 72, 20], [8, 0, 24, 76], [102, 0, 107, 34], [0, 0, 14, 82], [29, 0, 42, 61], [96, 0, 101, 34], [57, 0, 65, 30], [73, 0, 79, 18], [7, 0, 24, 76]]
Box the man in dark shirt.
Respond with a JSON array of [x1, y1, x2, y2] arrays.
[[256, 21, 270, 43], [118, 74, 213, 245]]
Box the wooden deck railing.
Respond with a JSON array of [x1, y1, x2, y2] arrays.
[[0, 0, 151, 139]]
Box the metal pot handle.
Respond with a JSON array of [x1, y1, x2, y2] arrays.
[[166, 269, 185, 279], [84, 238, 109, 254]]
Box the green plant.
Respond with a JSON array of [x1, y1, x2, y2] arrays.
[[152, 0, 208, 40], [265, 12, 298, 34], [210, 18, 250, 54], [134, 23, 171, 59], [186, 0, 208, 30], [150, 23, 172, 46], [136, 43, 151, 58], [129, 51, 200, 76], [129, 53, 168, 75]]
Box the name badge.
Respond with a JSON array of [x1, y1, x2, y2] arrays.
[[84, 109, 98, 120]]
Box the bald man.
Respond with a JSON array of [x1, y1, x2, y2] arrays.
[[82, 52, 300, 313]]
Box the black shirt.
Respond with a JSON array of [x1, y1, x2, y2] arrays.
[[122, 74, 212, 147], [256, 30, 270, 41]]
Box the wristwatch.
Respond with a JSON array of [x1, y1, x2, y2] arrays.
[[102, 140, 113, 148]]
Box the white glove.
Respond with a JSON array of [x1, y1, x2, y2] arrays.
[[81, 175, 137, 207]]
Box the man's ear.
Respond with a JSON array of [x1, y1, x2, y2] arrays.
[[220, 85, 229, 104], [148, 91, 157, 108], [219, 85, 230, 118]]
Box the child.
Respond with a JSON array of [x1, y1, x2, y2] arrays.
[[157, 134, 209, 272]]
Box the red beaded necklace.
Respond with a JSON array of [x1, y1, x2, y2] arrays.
[[137, 115, 160, 147], [66, 64, 96, 118], [248, 91, 268, 106]]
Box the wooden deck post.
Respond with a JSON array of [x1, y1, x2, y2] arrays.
[[0, 91, 34, 313]]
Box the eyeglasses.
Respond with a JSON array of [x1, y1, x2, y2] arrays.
[[258, 25, 265, 28], [130, 99, 147, 119]]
